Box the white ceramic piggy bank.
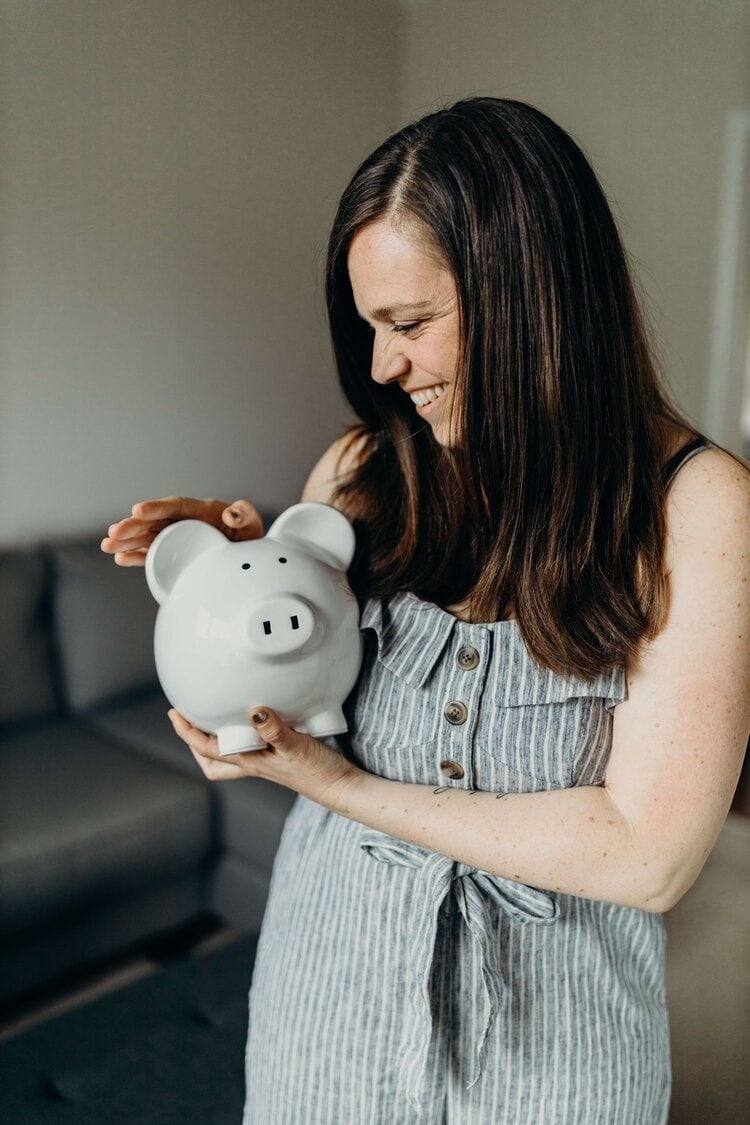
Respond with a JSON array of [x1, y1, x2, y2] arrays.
[[145, 502, 363, 756]]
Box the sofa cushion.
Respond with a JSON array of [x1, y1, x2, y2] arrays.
[[49, 541, 158, 712], [0, 548, 59, 726], [86, 693, 298, 867], [0, 718, 216, 942], [665, 812, 750, 1123], [83, 689, 207, 779]]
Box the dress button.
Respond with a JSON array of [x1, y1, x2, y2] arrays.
[[443, 700, 468, 725], [440, 759, 465, 779], [456, 645, 480, 670]]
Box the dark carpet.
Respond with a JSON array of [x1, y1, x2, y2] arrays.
[[0, 932, 259, 1125]]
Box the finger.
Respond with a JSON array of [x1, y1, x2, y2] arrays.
[[249, 706, 300, 749], [168, 710, 254, 780], [221, 500, 264, 540], [168, 709, 216, 754], [132, 496, 224, 523], [169, 710, 259, 764], [102, 535, 160, 557], [108, 514, 171, 539], [101, 514, 170, 550], [112, 548, 149, 567], [187, 744, 247, 781], [131, 496, 186, 519]]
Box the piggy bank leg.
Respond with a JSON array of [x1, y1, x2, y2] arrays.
[[296, 706, 348, 739], [217, 725, 268, 756]]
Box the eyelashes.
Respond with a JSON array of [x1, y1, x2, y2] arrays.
[[361, 319, 424, 336]]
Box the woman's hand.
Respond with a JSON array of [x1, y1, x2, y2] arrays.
[[100, 496, 264, 566], [167, 706, 362, 808]]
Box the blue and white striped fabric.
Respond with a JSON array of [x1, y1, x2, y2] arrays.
[[243, 440, 715, 1122], [242, 586, 674, 1123]]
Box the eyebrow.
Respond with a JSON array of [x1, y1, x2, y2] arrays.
[[360, 300, 432, 322]]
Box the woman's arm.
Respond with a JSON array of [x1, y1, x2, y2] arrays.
[[324, 448, 750, 914], [330, 772, 656, 908], [299, 426, 369, 505], [171, 444, 749, 917]]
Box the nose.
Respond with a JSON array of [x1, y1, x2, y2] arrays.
[[245, 595, 316, 657], [370, 329, 410, 387]]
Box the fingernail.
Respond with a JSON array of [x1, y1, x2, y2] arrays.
[[251, 710, 268, 725], [167, 710, 176, 722]]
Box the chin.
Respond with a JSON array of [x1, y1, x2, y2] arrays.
[[429, 420, 459, 448]]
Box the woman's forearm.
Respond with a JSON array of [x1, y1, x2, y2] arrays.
[[317, 768, 668, 913]]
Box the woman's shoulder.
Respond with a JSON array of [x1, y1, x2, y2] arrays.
[[660, 423, 747, 491], [661, 434, 750, 574], [662, 423, 748, 494], [300, 426, 372, 507]]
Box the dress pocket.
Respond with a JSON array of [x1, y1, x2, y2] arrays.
[[346, 652, 446, 766], [348, 732, 444, 781], [478, 669, 627, 789]]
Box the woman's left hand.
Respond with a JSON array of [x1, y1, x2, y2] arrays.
[[167, 706, 361, 808]]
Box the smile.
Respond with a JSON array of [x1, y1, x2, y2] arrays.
[[408, 383, 447, 407]]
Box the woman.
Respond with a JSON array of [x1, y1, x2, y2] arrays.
[[102, 98, 750, 1124]]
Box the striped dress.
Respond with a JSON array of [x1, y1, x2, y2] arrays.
[[242, 437, 712, 1124]]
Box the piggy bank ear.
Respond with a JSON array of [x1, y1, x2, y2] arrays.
[[145, 519, 226, 605], [266, 502, 355, 570]]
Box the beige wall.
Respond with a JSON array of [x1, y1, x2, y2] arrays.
[[2, 2, 748, 544], [396, 0, 750, 446], [0, 1, 399, 544]]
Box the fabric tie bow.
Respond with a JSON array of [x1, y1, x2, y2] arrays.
[[359, 830, 560, 1117]]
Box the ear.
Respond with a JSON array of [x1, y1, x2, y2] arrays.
[[145, 520, 226, 605], [266, 502, 355, 570]]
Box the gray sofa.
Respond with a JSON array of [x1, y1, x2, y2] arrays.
[[0, 523, 296, 1007]]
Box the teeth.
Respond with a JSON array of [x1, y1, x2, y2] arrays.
[[409, 383, 447, 407]]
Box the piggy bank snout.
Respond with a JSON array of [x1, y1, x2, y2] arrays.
[[245, 595, 316, 656]]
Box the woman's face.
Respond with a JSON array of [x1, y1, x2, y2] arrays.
[[346, 218, 461, 447]]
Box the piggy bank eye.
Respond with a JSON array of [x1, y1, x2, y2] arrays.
[[241, 563, 251, 570], [278, 557, 287, 564]]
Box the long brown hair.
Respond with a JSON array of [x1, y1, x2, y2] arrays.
[[325, 96, 747, 679]]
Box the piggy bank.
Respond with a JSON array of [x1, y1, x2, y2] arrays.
[[144, 501, 363, 756]]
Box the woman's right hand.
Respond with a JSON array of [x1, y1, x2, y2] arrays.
[[100, 496, 264, 566]]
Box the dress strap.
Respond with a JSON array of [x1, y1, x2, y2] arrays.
[[660, 436, 712, 489]]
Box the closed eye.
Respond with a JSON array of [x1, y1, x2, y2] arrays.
[[392, 320, 422, 334]]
